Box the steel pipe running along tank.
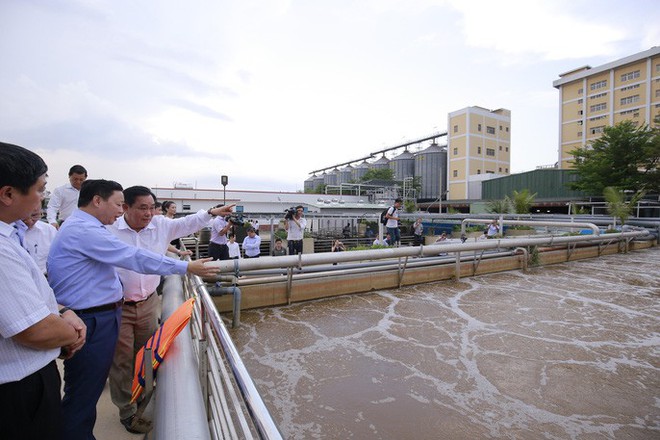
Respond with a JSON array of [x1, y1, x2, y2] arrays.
[[461, 218, 602, 235], [206, 230, 649, 273]]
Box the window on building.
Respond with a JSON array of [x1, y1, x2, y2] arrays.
[[477, 124, 482, 131], [505, 147, 509, 152], [486, 170, 494, 174], [578, 110, 583, 115], [620, 70, 640, 82], [589, 115, 607, 121], [590, 92, 607, 100], [453, 125, 458, 133], [499, 145, 502, 151], [577, 98, 583, 104], [453, 147, 458, 155], [505, 168, 509, 173], [486, 148, 495, 156], [477, 169, 481, 174], [620, 95, 640, 105], [656, 89, 660, 98], [657, 64, 660, 72], [499, 167, 502, 172], [477, 146, 481, 154], [577, 131, 582, 137], [620, 84, 640, 92], [620, 108, 639, 116], [578, 88, 583, 94], [182, 204, 191, 211], [235, 205, 244, 212], [590, 103, 606, 112], [590, 80, 607, 91], [577, 120, 583, 126], [486, 126, 495, 134], [499, 125, 502, 130], [591, 126, 605, 135], [453, 170, 458, 177], [506, 127, 509, 132]]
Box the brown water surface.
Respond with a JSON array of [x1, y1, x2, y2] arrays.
[[229, 248, 660, 439]]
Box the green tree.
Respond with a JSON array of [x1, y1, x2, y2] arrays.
[[511, 189, 537, 214], [360, 168, 395, 182], [486, 198, 511, 214], [603, 187, 645, 228], [403, 200, 416, 213], [569, 120, 659, 194]]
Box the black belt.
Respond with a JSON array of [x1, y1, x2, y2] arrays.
[[73, 299, 124, 315], [124, 292, 155, 306], [289, 239, 302, 242]]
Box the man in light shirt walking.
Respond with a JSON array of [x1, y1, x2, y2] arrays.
[[47, 164, 87, 229]]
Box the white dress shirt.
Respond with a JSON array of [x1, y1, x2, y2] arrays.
[[106, 209, 212, 301], [46, 183, 80, 224], [228, 241, 240, 258], [0, 221, 59, 383], [24, 220, 58, 274]]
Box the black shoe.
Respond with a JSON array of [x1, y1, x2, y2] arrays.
[[121, 415, 153, 434]]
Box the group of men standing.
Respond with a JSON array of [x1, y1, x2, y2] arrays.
[[0, 142, 232, 439]]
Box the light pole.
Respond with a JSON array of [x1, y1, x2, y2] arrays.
[[221, 175, 228, 205]]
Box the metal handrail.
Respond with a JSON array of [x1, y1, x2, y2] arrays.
[[182, 270, 283, 440]]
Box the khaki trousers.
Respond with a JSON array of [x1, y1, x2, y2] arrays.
[[108, 292, 159, 420]]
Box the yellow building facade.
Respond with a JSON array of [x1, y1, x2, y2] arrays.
[[553, 47, 660, 169], [447, 106, 511, 200]]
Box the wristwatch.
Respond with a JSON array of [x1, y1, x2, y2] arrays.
[[207, 208, 214, 216]]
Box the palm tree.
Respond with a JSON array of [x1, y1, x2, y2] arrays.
[[603, 187, 645, 228], [511, 189, 537, 214], [486, 197, 511, 214]]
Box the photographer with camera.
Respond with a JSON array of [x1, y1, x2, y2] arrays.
[[284, 205, 306, 255], [209, 205, 241, 261]]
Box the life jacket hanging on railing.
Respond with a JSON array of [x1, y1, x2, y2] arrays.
[[130, 297, 196, 403]]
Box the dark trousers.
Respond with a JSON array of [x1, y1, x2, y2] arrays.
[[62, 307, 121, 440], [0, 360, 62, 440], [288, 239, 303, 255], [208, 242, 230, 261]]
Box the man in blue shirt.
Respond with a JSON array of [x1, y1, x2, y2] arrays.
[[48, 179, 218, 440]]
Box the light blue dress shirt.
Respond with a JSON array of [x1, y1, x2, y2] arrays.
[[47, 209, 188, 309]]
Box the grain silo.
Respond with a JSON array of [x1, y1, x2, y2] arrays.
[[352, 160, 369, 181], [338, 165, 353, 185], [370, 155, 390, 170], [304, 175, 316, 192], [312, 174, 325, 191], [414, 143, 447, 201], [324, 168, 338, 186], [389, 149, 415, 180]]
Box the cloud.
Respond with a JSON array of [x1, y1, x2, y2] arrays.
[[165, 99, 233, 121], [447, 0, 626, 61]]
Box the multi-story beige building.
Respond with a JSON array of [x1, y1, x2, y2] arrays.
[[553, 47, 660, 169], [447, 106, 511, 200]]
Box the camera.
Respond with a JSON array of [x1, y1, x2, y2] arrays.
[[284, 207, 296, 220], [225, 214, 245, 227]]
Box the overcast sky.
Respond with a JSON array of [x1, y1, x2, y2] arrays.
[[1, 0, 659, 192]]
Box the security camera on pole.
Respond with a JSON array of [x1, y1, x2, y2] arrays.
[[221, 175, 228, 205]]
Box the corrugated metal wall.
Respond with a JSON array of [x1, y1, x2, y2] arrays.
[[481, 169, 588, 199]]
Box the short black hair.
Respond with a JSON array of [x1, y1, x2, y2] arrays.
[[394, 198, 402, 203], [123, 186, 157, 207], [69, 164, 87, 176], [275, 238, 282, 243], [228, 233, 235, 239], [0, 142, 48, 194], [154, 201, 162, 209], [78, 179, 123, 207], [295, 205, 303, 210]]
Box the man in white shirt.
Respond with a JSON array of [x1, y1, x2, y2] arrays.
[[0, 142, 85, 438], [22, 204, 57, 275], [106, 185, 234, 433], [385, 198, 402, 246], [47, 164, 87, 229], [242, 227, 261, 258], [285, 205, 306, 255]]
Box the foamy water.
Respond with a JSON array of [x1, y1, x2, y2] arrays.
[[229, 248, 660, 439]]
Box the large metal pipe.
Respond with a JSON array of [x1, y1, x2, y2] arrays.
[[207, 231, 648, 273], [461, 218, 601, 235], [154, 275, 212, 440]]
